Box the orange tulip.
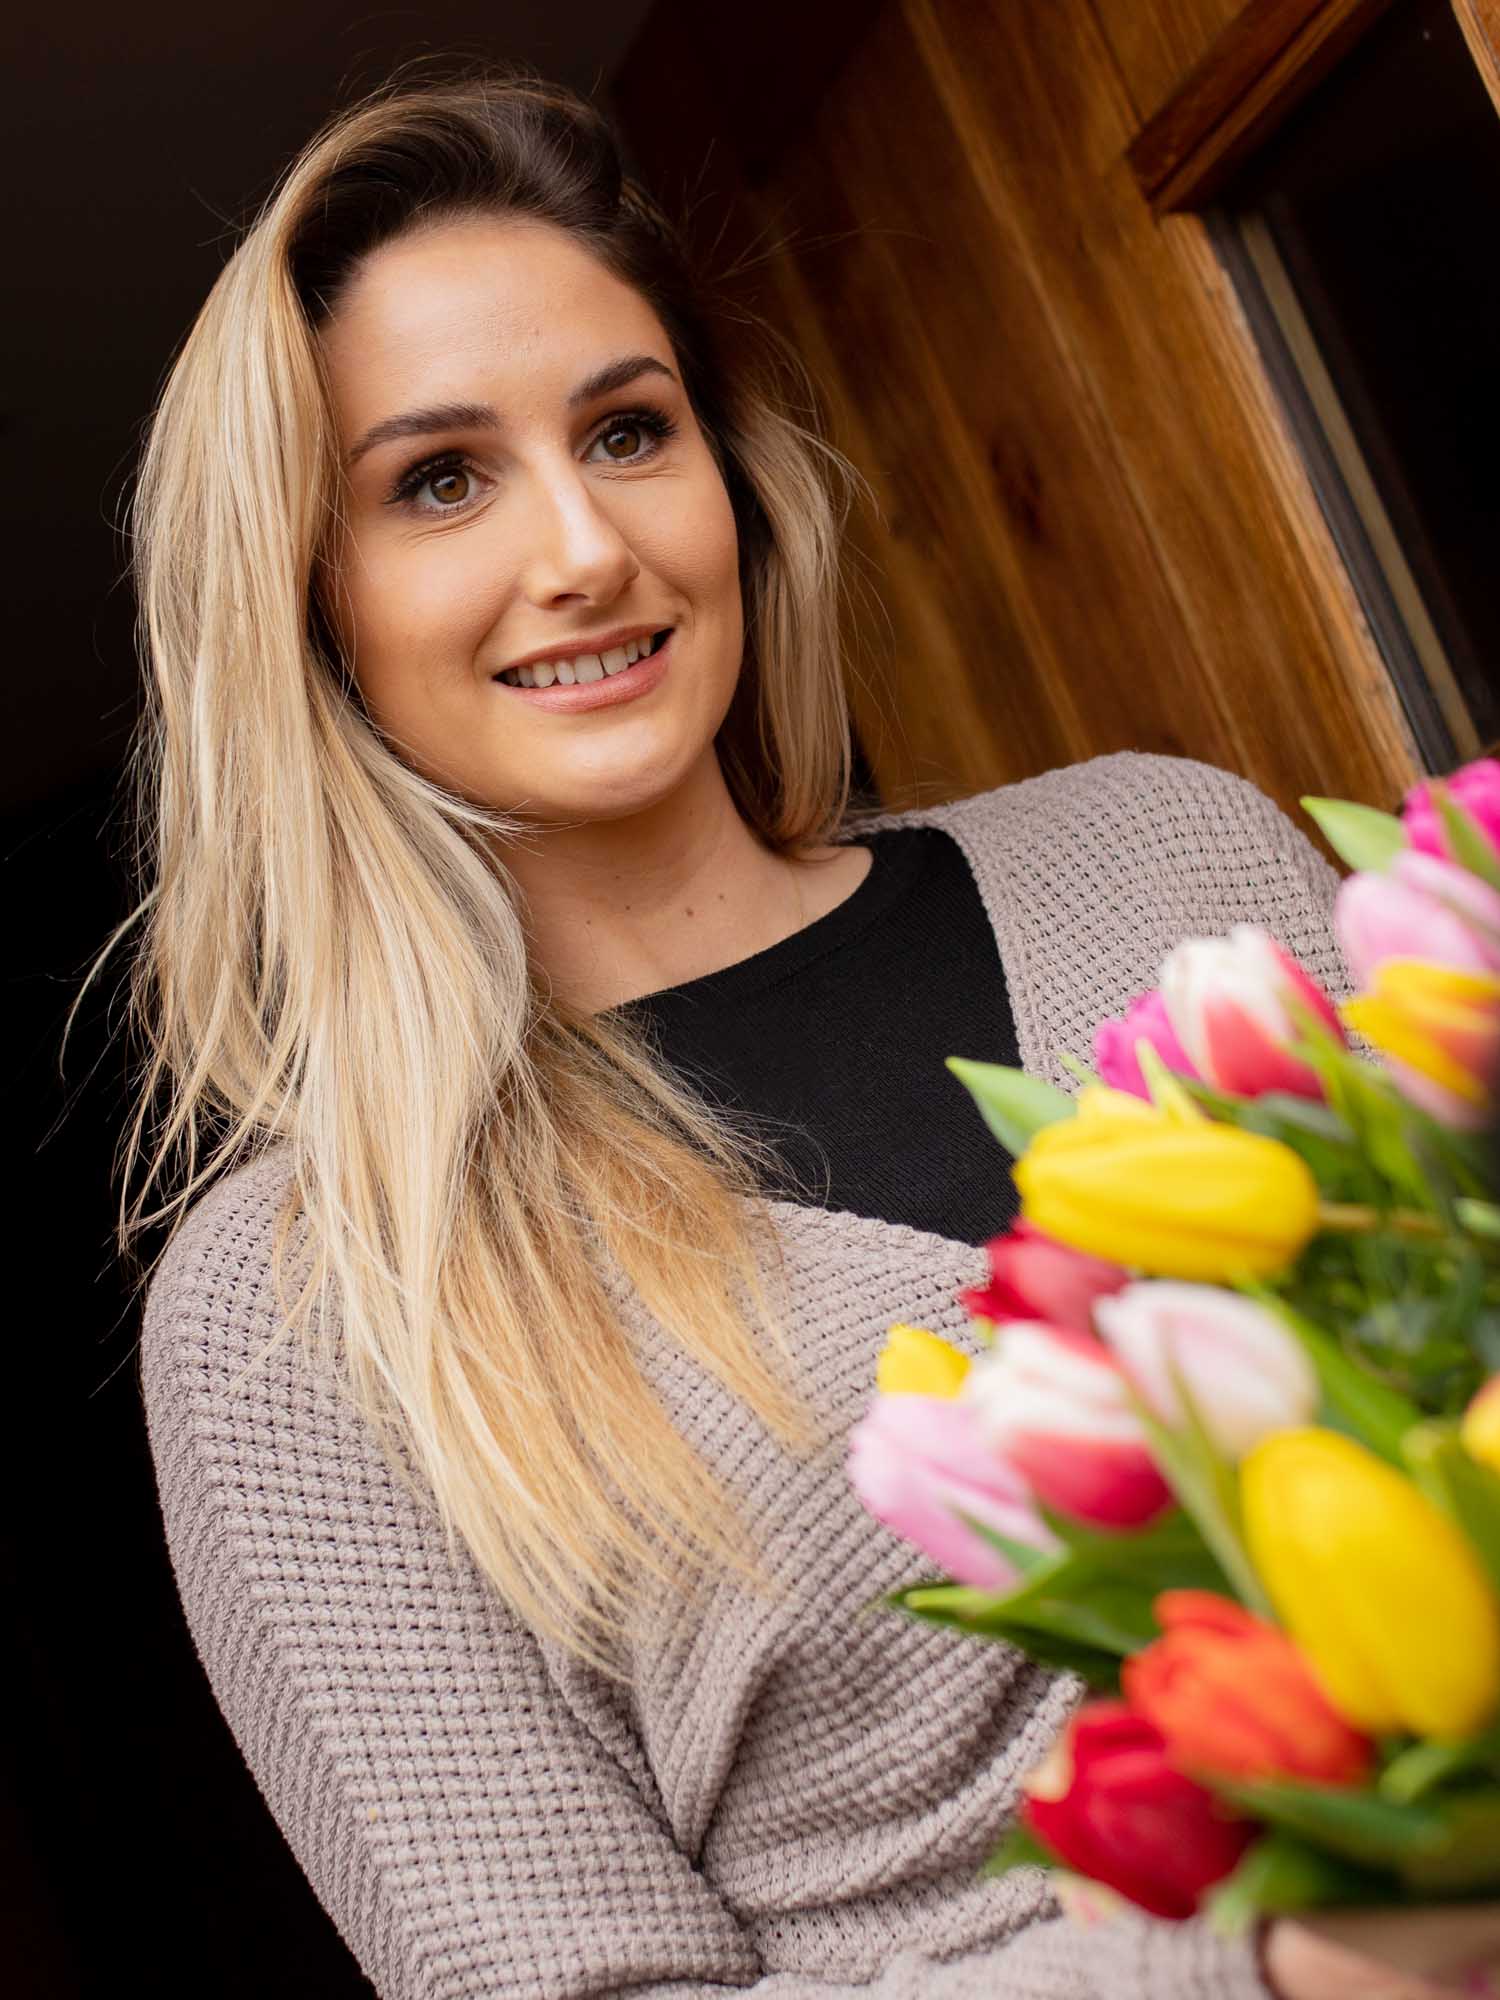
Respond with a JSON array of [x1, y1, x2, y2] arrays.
[[1122, 1590, 1373, 1787]]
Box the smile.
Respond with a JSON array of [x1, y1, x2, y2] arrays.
[[491, 628, 674, 713], [496, 628, 672, 692]]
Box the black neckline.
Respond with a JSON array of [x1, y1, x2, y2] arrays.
[[609, 826, 938, 1016]]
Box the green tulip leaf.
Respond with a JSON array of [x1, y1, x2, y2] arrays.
[[1456, 1198, 1500, 1242], [1400, 1423, 1500, 1597], [1380, 1724, 1500, 1805], [949, 1510, 1053, 1577], [1210, 1777, 1449, 1871], [1299, 797, 1407, 875], [1237, 1286, 1422, 1467], [981, 1823, 1058, 1878], [1430, 784, 1500, 893], [1399, 1789, 1500, 1893], [945, 1058, 1073, 1161], [948, 1506, 1229, 1658], [1205, 1830, 1394, 1934], [881, 1582, 1123, 1688], [1120, 1372, 1274, 1619]]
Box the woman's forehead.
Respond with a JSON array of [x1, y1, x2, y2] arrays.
[[321, 218, 669, 429]]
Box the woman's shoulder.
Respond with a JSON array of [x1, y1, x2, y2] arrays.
[[896, 748, 1317, 847], [138, 1142, 301, 1387]]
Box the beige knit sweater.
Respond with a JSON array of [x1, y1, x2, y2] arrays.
[[139, 750, 1352, 2000]]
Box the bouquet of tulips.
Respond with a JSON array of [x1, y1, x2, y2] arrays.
[[848, 758, 1500, 1960]]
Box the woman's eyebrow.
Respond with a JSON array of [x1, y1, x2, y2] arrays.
[[344, 354, 679, 468]]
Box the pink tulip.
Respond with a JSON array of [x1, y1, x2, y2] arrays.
[[848, 1392, 1061, 1589], [1334, 850, 1500, 986], [1159, 926, 1344, 1100], [1093, 990, 1203, 1101], [1092, 1281, 1319, 1460], [961, 1322, 1174, 1530], [1402, 758, 1500, 863], [957, 1219, 1131, 1337]]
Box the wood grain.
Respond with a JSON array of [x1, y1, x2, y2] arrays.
[[1087, 0, 1243, 123], [611, 0, 1424, 823], [1126, 0, 1398, 213], [1452, 0, 1500, 115]]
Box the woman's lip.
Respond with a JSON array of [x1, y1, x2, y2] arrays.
[[491, 631, 673, 712]]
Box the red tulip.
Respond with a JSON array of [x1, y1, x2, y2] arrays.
[[1122, 1591, 1373, 1787], [956, 1220, 1130, 1338], [1021, 1700, 1256, 1920], [962, 1322, 1174, 1529]]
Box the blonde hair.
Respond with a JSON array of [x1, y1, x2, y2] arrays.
[[90, 62, 881, 1675]]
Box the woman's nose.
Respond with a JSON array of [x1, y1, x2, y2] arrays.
[[513, 458, 639, 603]]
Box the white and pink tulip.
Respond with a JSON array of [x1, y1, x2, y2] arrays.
[[1159, 926, 1344, 1100]]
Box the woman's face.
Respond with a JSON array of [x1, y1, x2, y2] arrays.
[[319, 214, 744, 823]]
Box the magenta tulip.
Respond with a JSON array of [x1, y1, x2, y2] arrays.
[[1402, 758, 1500, 864], [1159, 926, 1343, 1100], [847, 1392, 1060, 1589], [1093, 990, 1202, 1101], [957, 1219, 1131, 1337], [1334, 850, 1500, 986], [962, 1322, 1174, 1530], [1092, 1281, 1319, 1460]]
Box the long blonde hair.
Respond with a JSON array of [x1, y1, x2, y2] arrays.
[[94, 62, 880, 1675]]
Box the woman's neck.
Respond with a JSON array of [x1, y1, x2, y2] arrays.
[[499, 760, 868, 1015]]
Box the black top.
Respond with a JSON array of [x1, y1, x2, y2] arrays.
[[609, 826, 1022, 1247]]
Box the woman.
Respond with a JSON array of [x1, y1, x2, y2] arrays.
[[117, 61, 1463, 2000]]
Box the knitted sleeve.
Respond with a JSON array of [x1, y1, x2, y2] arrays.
[[139, 1152, 1273, 2000]]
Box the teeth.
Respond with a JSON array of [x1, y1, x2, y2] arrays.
[[498, 630, 667, 688]]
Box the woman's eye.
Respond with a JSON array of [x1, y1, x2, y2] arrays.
[[596, 420, 648, 458], [426, 466, 473, 507], [386, 453, 481, 514], [592, 410, 680, 464]]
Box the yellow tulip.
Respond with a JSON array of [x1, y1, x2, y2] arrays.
[[875, 1324, 971, 1398], [1242, 1427, 1500, 1741], [1012, 1103, 1319, 1282], [1340, 959, 1500, 1129], [1462, 1376, 1500, 1477]]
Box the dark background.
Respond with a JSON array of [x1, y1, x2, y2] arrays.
[[4, 9, 661, 1995]]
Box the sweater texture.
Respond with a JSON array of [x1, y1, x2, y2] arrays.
[[610, 823, 1024, 1245], [139, 750, 1351, 2000]]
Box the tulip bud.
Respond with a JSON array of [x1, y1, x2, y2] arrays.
[[1092, 1281, 1319, 1460], [1093, 990, 1201, 1102], [1402, 758, 1500, 864], [962, 1322, 1173, 1529], [1021, 1700, 1256, 1920], [1340, 959, 1500, 1131], [876, 1324, 971, 1398], [1013, 1101, 1320, 1283], [1335, 851, 1500, 986], [847, 1392, 1060, 1591], [1159, 927, 1344, 1101], [1461, 1376, 1500, 1478], [956, 1220, 1130, 1338], [1122, 1590, 1373, 1786], [1241, 1428, 1500, 1740]]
